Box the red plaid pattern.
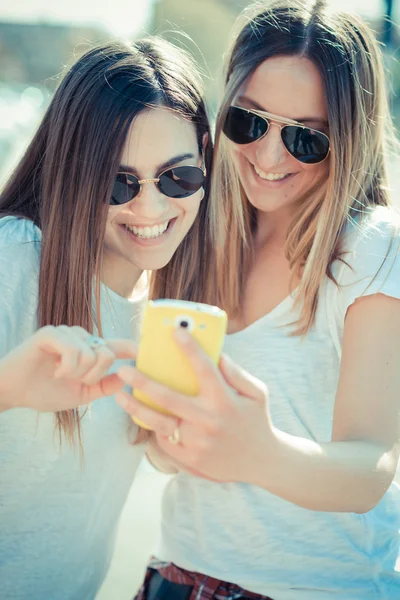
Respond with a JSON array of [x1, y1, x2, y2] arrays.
[[135, 559, 274, 600]]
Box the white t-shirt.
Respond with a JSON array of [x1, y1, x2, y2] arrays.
[[0, 217, 146, 600], [158, 206, 400, 600]]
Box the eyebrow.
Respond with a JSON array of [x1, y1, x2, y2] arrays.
[[236, 96, 328, 126], [119, 152, 196, 176]]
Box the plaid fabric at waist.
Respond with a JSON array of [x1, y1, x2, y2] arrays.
[[135, 558, 275, 600]]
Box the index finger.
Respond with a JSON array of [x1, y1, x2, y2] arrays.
[[106, 339, 138, 360]]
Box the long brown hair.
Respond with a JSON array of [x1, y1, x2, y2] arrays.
[[211, 0, 398, 332], [0, 37, 214, 441]]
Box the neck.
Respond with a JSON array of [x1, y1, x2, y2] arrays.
[[255, 206, 293, 251], [101, 257, 143, 298]]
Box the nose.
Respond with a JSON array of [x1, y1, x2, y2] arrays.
[[255, 122, 288, 170], [127, 180, 169, 220]]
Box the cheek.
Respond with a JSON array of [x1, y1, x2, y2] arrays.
[[177, 192, 203, 227], [104, 208, 122, 239], [300, 161, 329, 187], [229, 145, 253, 176]]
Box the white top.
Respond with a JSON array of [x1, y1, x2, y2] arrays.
[[158, 206, 400, 599], [0, 217, 146, 600]]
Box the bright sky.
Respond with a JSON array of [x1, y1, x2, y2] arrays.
[[0, 0, 397, 37], [0, 0, 155, 37]]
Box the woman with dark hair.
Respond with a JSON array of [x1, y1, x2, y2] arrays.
[[0, 37, 214, 599], [123, 1, 400, 598]]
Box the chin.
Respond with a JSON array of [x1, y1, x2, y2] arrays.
[[246, 193, 293, 214], [134, 256, 173, 272]]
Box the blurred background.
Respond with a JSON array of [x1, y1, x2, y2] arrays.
[[0, 0, 399, 187], [0, 1, 399, 598]]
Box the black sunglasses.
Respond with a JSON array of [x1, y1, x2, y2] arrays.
[[110, 165, 206, 206], [223, 106, 330, 165]]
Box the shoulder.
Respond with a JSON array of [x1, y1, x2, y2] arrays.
[[0, 216, 42, 248], [341, 206, 400, 263], [0, 216, 41, 281], [0, 218, 41, 351], [334, 207, 400, 312], [337, 207, 400, 280]]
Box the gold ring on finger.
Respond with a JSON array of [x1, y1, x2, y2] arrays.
[[168, 426, 181, 445]]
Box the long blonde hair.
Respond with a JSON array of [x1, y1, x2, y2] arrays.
[[211, 0, 398, 332]]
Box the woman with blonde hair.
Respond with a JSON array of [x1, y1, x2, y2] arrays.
[[121, 1, 400, 598], [0, 37, 214, 599]]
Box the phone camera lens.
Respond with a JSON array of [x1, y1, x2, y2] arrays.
[[174, 315, 195, 332]]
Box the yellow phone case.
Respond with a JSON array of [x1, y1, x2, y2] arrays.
[[132, 299, 228, 430]]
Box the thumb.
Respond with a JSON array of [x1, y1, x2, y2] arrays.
[[219, 354, 267, 402]]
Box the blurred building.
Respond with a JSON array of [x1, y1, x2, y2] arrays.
[[0, 21, 112, 185], [0, 0, 398, 188]]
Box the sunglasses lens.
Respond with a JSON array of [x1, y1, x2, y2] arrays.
[[159, 166, 205, 198], [110, 173, 140, 205], [281, 126, 330, 164], [223, 106, 268, 144]]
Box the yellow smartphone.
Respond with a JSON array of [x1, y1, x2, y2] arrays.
[[132, 299, 228, 430]]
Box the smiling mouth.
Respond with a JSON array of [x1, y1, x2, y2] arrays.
[[253, 164, 294, 182], [123, 219, 174, 240]]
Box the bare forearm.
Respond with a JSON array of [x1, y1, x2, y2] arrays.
[[255, 429, 398, 513]]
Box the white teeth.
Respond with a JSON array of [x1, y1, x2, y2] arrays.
[[254, 165, 288, 181], [125, 220, 169, 239]]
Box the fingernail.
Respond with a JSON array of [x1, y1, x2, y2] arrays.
[[115, 393, 128, 410], [118, 365, 135, 382]]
